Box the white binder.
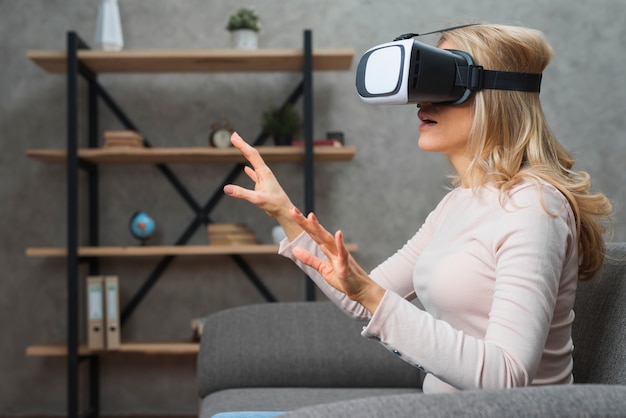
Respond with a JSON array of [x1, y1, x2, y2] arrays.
[[104, 276, 121, 349], [86, 276, 105, 350]]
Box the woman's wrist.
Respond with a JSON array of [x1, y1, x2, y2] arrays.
[[275, 205, 303, 241], [356, 282, 386, 315]]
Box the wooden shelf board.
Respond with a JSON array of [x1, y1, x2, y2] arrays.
[[26, 243, 358, 257], [26, 145, 356, 164], [26, 48, 354, 73], [26, 342, 199, 356]]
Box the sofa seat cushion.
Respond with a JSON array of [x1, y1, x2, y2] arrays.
[[280, 384, 626, 418], [200, 387, 421, 418]]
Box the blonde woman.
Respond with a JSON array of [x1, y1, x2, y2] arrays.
[[223, 23, 612, 394]]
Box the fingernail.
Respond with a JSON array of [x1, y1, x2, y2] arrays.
[[224, 185, 234, 195]]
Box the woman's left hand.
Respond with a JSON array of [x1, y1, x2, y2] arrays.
[[289, 207, 385, 314]]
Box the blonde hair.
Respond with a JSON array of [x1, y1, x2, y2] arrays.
[[440, 24, 612, 281]]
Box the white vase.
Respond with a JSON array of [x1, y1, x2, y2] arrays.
[[94, 0, 124, 51], [231, 29, 258, 50]]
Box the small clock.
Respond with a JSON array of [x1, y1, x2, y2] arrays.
[[209, 122, 234, 148]]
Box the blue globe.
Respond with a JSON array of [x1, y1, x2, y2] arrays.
[[129, 211, 155, 243]]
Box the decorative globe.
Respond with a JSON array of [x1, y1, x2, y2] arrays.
[[129, 211, 155, 244]]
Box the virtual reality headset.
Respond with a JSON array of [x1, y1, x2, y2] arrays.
[[356, 25, 543, 106]]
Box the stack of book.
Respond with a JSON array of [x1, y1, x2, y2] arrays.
[[207, 223, 257, 246], [103, 130, 145, 148]]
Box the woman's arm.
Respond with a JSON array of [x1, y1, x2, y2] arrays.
[[225, 132, 438, 316]]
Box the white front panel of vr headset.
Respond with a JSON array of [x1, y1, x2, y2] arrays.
[[360, 39, 412, 104]]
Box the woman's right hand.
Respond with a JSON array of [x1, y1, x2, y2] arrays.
[[223, 132, 303, 240]]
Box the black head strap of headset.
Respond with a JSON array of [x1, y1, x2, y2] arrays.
[[393, 23, 481, 40], [395, 24, 542, 93]]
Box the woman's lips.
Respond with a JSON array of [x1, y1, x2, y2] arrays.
[[418, 111, 437, 131]]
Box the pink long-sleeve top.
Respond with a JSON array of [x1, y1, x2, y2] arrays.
[[279, 179, 578, 394]]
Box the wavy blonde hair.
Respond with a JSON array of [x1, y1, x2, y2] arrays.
[[440, 24, 612, 281]]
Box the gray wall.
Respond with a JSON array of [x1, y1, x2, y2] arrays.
[[1, 0, 624, 415]]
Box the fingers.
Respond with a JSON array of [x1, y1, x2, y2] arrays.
[[243, 165, 258, 183], [230, 132, 267, 171], [292, 246, 326, 272], [309, 213, 337, 251], [290, 207, 338, 252], [223, 184, 257, 204], [224, 132, 265, 198], [335, 230, 348, 259], [231, 132, 274, 186], [334, 230, 350, 277], [229, 131, 248, 149]]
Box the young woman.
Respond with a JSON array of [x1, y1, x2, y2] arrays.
[[222, 23, 612, 393]]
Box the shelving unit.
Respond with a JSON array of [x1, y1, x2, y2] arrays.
[[26, 30, 355, 417]]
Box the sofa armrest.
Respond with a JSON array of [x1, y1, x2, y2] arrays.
[[197, 301, 423, 398], [282, 384, 626, 418]]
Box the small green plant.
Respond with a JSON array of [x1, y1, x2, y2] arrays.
[[227, 8, 261, 32], [262, 104, 302, 145]]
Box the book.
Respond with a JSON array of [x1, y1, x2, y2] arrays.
[[102, 130, 145, 148], [207, 223, 257, 245]]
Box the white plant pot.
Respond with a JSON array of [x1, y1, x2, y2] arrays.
[[231, 29, 258, 50], [94, 0, 124, 51]]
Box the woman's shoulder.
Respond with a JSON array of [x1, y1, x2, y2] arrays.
[[434, 178, 572, 215], [507, 177, 567, 201], [502, 177, 574, 220]]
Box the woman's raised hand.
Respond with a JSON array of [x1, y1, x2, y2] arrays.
[[289, 207, 385, 314], [223, 132, 302, 240]]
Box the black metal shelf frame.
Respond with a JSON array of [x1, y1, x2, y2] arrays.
[[64, 30, 317, 418]]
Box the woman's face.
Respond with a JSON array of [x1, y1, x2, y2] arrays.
[[417, 40, 474, 177]]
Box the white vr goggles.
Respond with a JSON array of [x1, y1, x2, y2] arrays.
[[356, 25, 543, 106]]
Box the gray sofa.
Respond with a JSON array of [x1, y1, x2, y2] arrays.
[[198, 242, 626, 417]]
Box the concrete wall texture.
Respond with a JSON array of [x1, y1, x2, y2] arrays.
[[1, 0, 624, 415]]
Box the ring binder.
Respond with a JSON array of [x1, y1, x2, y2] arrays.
[[86, 276, 105, 350], [104, 276, 121, 349]]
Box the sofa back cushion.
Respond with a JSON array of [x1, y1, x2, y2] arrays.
[[572, 242, 626, 384], [197, 301, 423, 397]]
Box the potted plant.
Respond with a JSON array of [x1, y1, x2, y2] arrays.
[[262, 104, 302, 146], [227, 8, 261, 49]]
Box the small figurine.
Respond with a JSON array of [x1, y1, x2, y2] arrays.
[[129, 211, 155, 245]]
